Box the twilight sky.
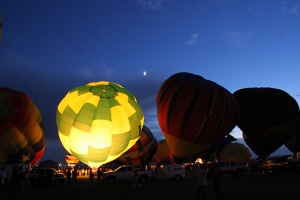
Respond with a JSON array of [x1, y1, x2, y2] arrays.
[[1, 0, 299, 164]]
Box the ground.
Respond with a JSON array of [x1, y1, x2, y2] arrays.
[[3, 170, 300, 200]]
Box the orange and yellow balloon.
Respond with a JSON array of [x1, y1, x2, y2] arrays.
[[56, 81, 144, 168], [220, 142, 252, 163], [154, 140, 173, 162], [65, 154, 80, 167], [0, 88, 45, 166]]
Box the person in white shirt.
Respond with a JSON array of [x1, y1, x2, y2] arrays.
[[196, 165, 208, 200]]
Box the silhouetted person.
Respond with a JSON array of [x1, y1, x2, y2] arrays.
[[89, 169, 94, 186], [72, 169, 78, 185], [45, 169, 53, 185], [17, 166, 29, 198], [133, 168, 141, 188], [196, 165, 208, 200], [212, 164, 224, 200], [0, 167, 7, 199], [37, 170, 45, 189], [96, 167, 103, 183], [66, 169, 72, 186]]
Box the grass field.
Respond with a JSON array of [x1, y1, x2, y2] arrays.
[[3, 170, 300, 200]]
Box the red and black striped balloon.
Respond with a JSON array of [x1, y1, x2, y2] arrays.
[[156, 72, 239, 158]]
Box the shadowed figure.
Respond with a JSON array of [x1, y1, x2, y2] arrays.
[[212, 164, 224, 200], [196, 165, 208, 200]]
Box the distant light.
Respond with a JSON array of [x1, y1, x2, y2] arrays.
[[195, 158, 203, 164], [143, 71, 147, 76]]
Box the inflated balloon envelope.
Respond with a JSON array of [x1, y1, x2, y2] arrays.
[[65, 154, 80, 167], [117, 125, 158, 167], [220, 142, 252, 163], [155, 140, 173, 162], [0, 87, 45, 166], [234, 87, 299, 159], [156, 72, 239, 158], [56, 81, 144, 168], [285, 119, 300, 154]]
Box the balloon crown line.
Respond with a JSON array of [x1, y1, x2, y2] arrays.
[[90, 85, 117, 98]]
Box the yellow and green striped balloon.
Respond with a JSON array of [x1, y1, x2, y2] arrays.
[[56, 81, 144, 167]]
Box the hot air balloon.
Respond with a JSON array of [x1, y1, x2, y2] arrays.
[[154, 140, 173, 163], [242, 133, 261, 158], [234, 87, 299, 159], [220, 142, 252, 163], [156, 72, 239, 158], [0, 88, 45, 166], [65, 154, 80, 167], [117, 125, 158, 167], [38, 159, 60, 170], [56, 81, 144, 168], [284, 117, 300, 155], [201, 134, 237, 161]]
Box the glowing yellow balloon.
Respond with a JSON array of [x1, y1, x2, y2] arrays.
[[56, 81, 144, 167]]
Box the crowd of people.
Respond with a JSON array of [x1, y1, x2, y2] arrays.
[[64, 167, 104, 186], [0, 162, 226, 200]]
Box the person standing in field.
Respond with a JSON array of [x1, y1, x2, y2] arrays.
[[66, 169, 72, 186], [133, 168, 141, 188], [96, 167, 103, 183], [196, 165, 208, 200], [89, 168, 94, 187], [72, 168, 78, 185], [0, 167, 7, 199], [212, 164, 224, 200], [17, 166, 29, 198]]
